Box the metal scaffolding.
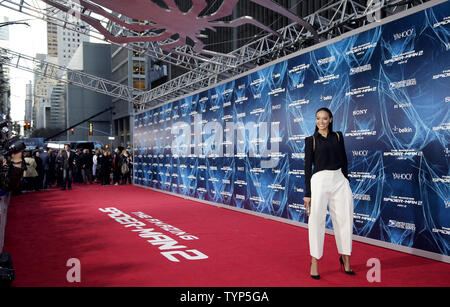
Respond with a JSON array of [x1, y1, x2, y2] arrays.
[[136, 0, 431, 109], [0, 47, 142, 103], [0, 0, 433, 110]]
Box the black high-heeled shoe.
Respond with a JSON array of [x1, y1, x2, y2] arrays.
[[310, 263, 320, 280], [339, 256, 355, 275]]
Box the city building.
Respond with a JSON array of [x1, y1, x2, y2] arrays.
[[46, 4, 89, 67], [34, 7, 89, 136], [47, 81, 66, 134], [0, 16, 9, 41], [46, 19, 58, 58], [33, 54, 58, 130], [110, 19, 169, 148], [65, 42, 112, 144]]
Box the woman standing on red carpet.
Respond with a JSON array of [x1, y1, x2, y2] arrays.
[[303, 107, 355, 280]]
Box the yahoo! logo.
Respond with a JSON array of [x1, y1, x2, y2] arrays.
[[393, 28, 415, 40], [170, 114, 281, 168], [352, 150, 369, 157], [392, 173, 413, 180]]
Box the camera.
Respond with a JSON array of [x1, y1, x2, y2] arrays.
[[0, 119, 26, 159]]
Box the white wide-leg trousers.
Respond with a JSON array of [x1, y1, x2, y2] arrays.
[[308, 169, 354, 260]]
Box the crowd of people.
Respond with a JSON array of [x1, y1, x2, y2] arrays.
[[20, 145, 133, 192]]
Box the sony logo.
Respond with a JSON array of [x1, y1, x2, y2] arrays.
[[353, 109, 368, 116]]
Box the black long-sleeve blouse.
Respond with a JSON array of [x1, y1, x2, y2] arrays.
[[304, 131, 349, 197]]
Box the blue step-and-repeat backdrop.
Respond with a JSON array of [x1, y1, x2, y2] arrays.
[[133, 2, 449, 257]]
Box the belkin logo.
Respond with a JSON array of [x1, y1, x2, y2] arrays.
[[393, 126, 412, 134], [393, 28, 415, 40], [392, 173, 413, 180]]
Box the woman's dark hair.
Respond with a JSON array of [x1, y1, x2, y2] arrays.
[[315, 107, 333, 132]]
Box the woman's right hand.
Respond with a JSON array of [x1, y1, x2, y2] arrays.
[[303, 197, 311, 216]]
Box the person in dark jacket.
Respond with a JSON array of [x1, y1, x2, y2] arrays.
[[61, 144, 76, 190], [1, 150, 25, 195], [48, 149, 56, 187], [33, 150, 42, 191], [100, 150, 112, 185], [112, 147, 123, 185], [55, 150, 64, 187], [73, 149, 82, 183], [40, 147, 51, 189], [80, 149, 93, 184], [120, 149, 131, 185], [93, 149, 101, 183]]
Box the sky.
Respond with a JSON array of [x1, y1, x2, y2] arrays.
[[0, 5, 47, 123], [0, 3, 105, 123]]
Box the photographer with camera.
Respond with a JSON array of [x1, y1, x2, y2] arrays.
[[0, 149, 25, 196], [0, 119, 26, 195]]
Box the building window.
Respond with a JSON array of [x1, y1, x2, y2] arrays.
[[133, 63, 145, 75], [133, 80, 146, 90]]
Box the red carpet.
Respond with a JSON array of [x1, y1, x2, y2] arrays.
[[3, 184, 449, 287]]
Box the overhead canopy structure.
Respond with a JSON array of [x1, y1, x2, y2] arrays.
[[0, 0, 433, 110], [0, 47, 142, 103]]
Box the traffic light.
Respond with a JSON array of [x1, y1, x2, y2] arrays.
[[89, 123, 93, 136], [71, 128, 74, 135], [24, 122, 31, 130]]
